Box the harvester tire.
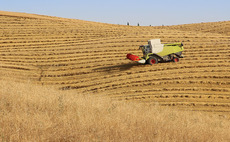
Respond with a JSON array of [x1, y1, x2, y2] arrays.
[[148, 57, 158, 65], [173, 57, 179, 62]]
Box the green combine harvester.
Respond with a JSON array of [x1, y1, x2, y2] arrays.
[[127, 39, 184, 65]]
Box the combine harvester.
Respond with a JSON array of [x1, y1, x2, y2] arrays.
[[127, 39, 184, 65]]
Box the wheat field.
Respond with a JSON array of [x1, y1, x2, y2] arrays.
[[1, 80, 230, 141], [0, 11, 230, 141]]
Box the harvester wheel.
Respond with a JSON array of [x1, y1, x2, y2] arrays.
[[148, 57, 158, 65], [173, 57, 179, 62]]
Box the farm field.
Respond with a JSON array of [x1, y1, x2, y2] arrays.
[[0, 11, 230, 114]]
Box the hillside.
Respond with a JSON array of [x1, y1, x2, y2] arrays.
[[1, 80, 229, 141], [0, 11, 230, 114], [167, 21, 230, 36]]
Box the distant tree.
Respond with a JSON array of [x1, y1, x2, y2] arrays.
[[127, 22, 129, 26], [149, 25, 151, 27], [137, 23, 140, 26]]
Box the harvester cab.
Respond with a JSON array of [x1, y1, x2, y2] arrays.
[[127, 39, 184, 65]]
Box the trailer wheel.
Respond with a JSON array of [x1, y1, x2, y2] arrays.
[[173, 57, 179, 62], [148, 57, 158, 65]]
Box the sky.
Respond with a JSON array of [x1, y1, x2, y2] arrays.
[[0, 0, 229, 26]]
